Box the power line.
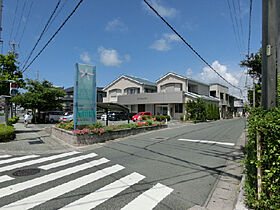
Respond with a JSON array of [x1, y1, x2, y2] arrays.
[[14, 0, 27, 41], [19, 1, 33, 45], [226, 0, 243, 55], [143, 0, 242, 92], [23, 0, 84, 73], [8, 0, 19, 43], [21, 0, 62, 70]]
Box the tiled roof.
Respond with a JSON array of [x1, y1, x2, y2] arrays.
[[124, 75, 156, 86]]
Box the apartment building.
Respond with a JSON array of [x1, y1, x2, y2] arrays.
[[103, 73, 219, 120]]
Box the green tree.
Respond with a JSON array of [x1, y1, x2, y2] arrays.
[[11, 79, 65, 123], [240, 50, 262, 107], [0, 53, 24, 125], [185, 99, 207, 122]]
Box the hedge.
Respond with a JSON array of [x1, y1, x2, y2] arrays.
[[8, 116, 20, 126], [0, 124, 15, 142], [245, 108, 280, 209]]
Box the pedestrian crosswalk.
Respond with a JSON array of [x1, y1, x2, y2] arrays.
[[0, 152, 173, 209]]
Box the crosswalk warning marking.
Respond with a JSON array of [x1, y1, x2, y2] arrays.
[[0, 155, 39, 166], [1, 164, 124, 210], [39, 153, 97, 170], [0, 157, 109, 198], [0, 155, 12, 159], [0, 151, 80, 173], [121, 183, 174, 210], [60, 172, 145, 210], [0, 175, 14, 184]]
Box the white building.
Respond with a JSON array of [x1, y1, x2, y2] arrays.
[[103, 72, 219, 120]]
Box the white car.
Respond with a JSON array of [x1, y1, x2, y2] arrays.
[[59, 113, 73, 123], [101, 113, 107, 121]]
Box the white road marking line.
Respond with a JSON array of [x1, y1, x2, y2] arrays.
[[0, 175, 14, 183], [39, 153, 97, 170], [178, 139, 235, 146], [0, 155, 12, 159], [61, 172, 145, 210], [0, 155, 39, 166], [121, 183, 173, 210], [0, 157, 109, 198], [1, 164, 124, 210], [0, 151, 80, 173]]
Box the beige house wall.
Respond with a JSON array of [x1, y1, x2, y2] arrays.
[[157, 75, 187, 92]]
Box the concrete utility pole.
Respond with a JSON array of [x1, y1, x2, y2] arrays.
[[8, 40, 19, 57], [0, 0, 3, 49], [261, 0, 280, 109]]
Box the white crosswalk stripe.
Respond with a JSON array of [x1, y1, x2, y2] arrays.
[[0, 155, 12, 159], [1, 164, 124, 210], [0, 155, 39, 165], [0, 152, 174, 210], [0, 157, 109, 198], [121, 183, 174, 210], [0, 151, 79, 173], [61, 172, 145, 210], [38, 153, 97, 170], [0, 175, 14, 183]]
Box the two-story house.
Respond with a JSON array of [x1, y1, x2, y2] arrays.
[[103, 72, 219, 120], [209, 83, 229, 118]]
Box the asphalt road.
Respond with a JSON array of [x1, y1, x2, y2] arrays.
[[0, 118, 245, 209]]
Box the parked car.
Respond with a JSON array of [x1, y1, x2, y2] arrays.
[[101, 113, 107, 121], [132, 112, 152, 121], [108, 111, 128, 121], [46, 111, 64, 123], [59, 112, 73, 123]]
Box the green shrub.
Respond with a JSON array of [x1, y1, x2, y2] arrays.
[[155, 115, 161, 121], [145, 119, 153, 125], [165, 115, 171, 121], [180, 115, 184, 121], [142, 116, 147, 121], [0, 124, 15, 142], [8, 118, 17, 126], [245, 108, 280, 209], [185, 99, 207, 122]]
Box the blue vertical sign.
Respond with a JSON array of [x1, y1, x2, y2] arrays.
[[74, 63, 96, 130]]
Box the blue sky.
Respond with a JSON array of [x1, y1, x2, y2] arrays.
[[2, 0, 262, 98]]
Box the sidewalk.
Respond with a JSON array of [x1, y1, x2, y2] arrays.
[[0, 121, 75, 155]]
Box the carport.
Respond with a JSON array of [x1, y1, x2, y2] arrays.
[[97, 102, 130, 126]]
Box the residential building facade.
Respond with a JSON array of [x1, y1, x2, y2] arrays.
[[210, 83, 230, 118], [103, 73, 219, 120]]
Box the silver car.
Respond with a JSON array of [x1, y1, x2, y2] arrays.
[[59, 113, 73, 123]]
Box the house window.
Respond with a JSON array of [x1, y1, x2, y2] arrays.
[[124, 87, 140, 95], [175, 104, 183, 113], [210, 91, 216, 97], [160, 83, 182, 92]]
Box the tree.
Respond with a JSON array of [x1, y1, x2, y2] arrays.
[[240, 49, 262, 107], [11, 79, 65, 123], [0, 53, 24, 125], [185, 98, 207, 122]]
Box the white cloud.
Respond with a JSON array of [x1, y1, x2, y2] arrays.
[[143, 0, 178, 18], [186, 68, 192, 77], [150, 33, 180, 51], [98, 47, 130, 67], [198, 60, 248, 98], [105, 18, 128, 32], [150, 39, 170, 51], [163, 33, 180, 41], [80, 52, 91, 63]]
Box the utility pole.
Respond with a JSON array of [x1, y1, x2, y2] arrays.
[[262, 0, 279, 109], [0, 0, 3, 52], [8, 40, 19, 58], [36, 70, 39, 81]]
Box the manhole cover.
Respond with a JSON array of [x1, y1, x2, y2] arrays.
[[12, 168, 41, 177], [152, 137, 168, 140]]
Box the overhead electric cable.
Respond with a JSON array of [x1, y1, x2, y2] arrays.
[[19, 1, 33, 45], [226, 0, 243, 55], [8, 0, 19, 43], [14, 0, 27, 41], [143, 0, 242, 92], [231, 0, 245, 51], [23, 0, 84, 73], [21, 0, 62, 70]]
